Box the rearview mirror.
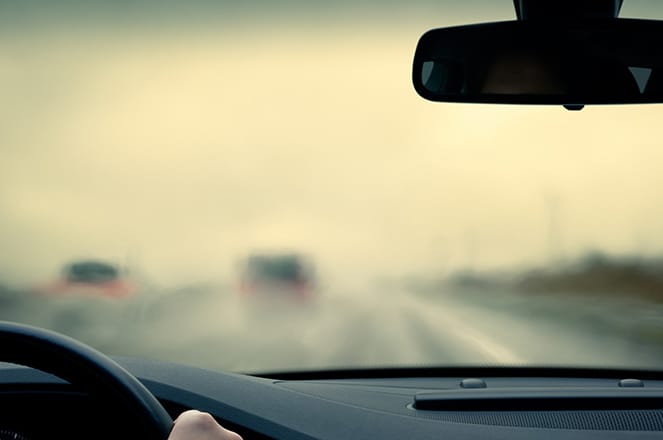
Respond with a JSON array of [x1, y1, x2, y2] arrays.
[[412, 19, 663, 106]]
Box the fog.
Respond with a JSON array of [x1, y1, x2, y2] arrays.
[[2, 20, 663, 288]]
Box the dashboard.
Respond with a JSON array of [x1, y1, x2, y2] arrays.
[[1, 360, 663, 439]]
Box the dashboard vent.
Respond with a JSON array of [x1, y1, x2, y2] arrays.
[[415, 409, 663, 431]]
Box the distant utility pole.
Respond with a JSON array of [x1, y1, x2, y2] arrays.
[[544, 193, 563, 265], [465, 229, 477, 272]]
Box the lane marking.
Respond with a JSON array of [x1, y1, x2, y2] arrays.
[[404, 295, 526, 365]]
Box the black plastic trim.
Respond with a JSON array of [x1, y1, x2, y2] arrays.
[[252, 366, 663, 381]]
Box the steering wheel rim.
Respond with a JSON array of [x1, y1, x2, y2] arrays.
[[0, 321, 173, 439]]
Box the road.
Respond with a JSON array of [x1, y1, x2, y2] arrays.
[[1, 284, 663, 373]]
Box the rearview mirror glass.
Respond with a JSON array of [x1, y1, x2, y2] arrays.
[[412, 19, 663, 105]]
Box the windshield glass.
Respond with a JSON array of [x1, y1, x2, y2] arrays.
[[2, 0, 663, 373]]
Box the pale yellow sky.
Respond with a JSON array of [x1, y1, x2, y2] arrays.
[[1, 18, 663, 286]]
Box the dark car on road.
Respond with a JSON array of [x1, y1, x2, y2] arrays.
[[239, 254, 315, 299], [40, 260, 134, 299]]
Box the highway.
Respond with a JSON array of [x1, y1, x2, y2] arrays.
[[1, 284, 663, 373]]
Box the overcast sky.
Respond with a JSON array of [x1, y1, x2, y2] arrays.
[[1, 1, 663, 286]]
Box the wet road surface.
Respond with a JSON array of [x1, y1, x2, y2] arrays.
[[1, 284, 662, 373]]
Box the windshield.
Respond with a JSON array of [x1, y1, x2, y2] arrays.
[[1, 0, 663, 374]]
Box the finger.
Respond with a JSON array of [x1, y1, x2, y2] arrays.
[[170, 410, 243, 440]]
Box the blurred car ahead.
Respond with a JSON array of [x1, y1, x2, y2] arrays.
[[39, 260, 135, 299], [239, 254, 315, 300]]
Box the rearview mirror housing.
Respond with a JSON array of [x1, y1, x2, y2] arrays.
[[412, 18, 663, 106]]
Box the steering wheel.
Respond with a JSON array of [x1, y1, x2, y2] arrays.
[[0, 321, 173, 439]]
